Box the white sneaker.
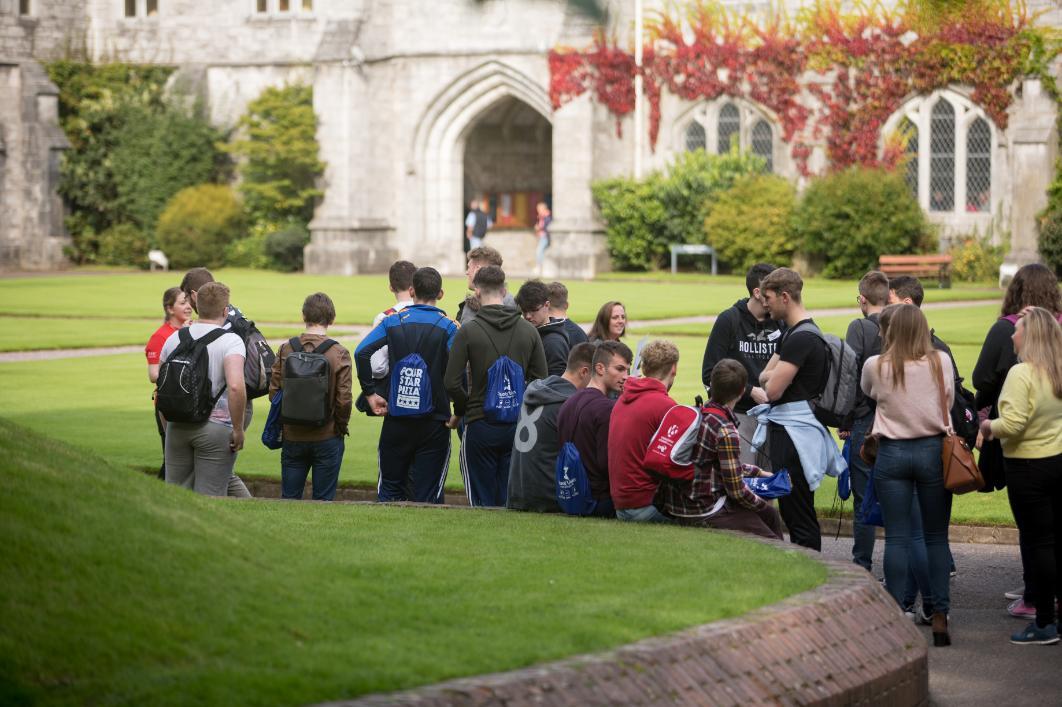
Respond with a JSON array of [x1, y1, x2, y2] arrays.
[[1004, 586, 1025, 601]]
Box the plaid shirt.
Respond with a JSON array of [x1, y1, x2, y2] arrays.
[[658, 403, 766, 518]]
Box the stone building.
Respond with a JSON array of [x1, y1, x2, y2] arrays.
[[1, 0, 1058, 276]]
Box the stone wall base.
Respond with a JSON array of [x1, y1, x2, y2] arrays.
[[304, 221, 400, 276]]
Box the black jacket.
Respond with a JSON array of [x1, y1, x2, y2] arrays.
[[538, 319, 571, 376], [558, 318, 589, 346], [972, 318, 1017, 413], [846, 313, 881, 420], [444, 304, 548, 424], [702, 298, 785, 413]]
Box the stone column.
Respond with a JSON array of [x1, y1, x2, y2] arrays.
[[544, 94, 609, 279], [1006, 79, 1058, 270]]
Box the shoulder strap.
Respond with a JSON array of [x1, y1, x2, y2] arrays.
[[312, 339, 338, 355], [471, 319, 502, 359], [177, 327, 193, 348], [934, 354, 953, 433], [289, 336, 302, 353]]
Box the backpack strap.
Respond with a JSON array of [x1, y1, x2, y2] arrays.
[[312, 339, 338, 355], [289, 336, 303, 353]]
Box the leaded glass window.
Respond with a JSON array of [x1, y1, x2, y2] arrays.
[[751, 119, 773, 172], [684, 122, 706, 152], [901, 118, 918, 198], [929, 100, 955, 212], [717, 103, 740, 154], [966, 118, 991, 212]]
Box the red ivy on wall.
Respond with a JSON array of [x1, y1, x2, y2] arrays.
[[548, 1, 1049, 176]]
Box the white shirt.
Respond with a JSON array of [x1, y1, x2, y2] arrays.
[[160, 322, 246, 427]]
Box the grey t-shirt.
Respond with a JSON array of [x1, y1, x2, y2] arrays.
[[160, 322, 246, 427]]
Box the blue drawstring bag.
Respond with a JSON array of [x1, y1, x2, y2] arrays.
[[555, 442, 597, 516], [838, 438, 852, 500], [262, 390, 283, 450], [743, 469, 792, 499], [860, 467, 885, 527], [483, 355, 524, 424]]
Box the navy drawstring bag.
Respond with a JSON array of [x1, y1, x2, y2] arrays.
[[838, 438, 852, 500], [860, 467, 885, 527], [262, 390, 283, 450], [743, 469, 792, 499]]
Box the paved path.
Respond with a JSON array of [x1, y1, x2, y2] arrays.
[[0, 299, 995, 363], [818, 536, 1058, 706]]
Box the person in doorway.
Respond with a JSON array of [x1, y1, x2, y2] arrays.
[[588, 301, 626, 343], [465, 199, 491, 250], [145, 286, 194, 479]]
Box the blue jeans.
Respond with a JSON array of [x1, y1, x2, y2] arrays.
[[874, 436, 951, 614], [535, 235, 549, 265], [281, 436, 345, 501], [616, 505, 671, 523], [460, 419, 516, 507], [848, 412, 876, 571], [901, 490, 933, 610]]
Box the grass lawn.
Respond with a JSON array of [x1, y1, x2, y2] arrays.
[[0, 269, 1001, 328], [0, 418, 825, 706]]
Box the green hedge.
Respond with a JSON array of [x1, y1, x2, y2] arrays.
[[704, 174, 797, 272], [793, 167, 930, 279], [156, 185, 247, 269]]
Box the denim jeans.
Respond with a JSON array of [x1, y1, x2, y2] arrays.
[[873, 436, 950, 614], [901, 490, 933, 610], [281, 436, 345, 501], [848, 412, 876, 571], [616, 505, 672, 523], [535, 235, 549, 265]]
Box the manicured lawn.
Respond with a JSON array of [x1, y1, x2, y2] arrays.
[[0, 268, 1002, 327], [0, 419, 825, 706]]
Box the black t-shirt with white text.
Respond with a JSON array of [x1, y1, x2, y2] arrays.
[[775, 319, 827, 405]]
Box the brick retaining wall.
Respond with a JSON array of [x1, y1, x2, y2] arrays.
[[318, 554, 928, 706]]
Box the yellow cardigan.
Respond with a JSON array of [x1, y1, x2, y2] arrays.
[[989, 363, 1062, 459]]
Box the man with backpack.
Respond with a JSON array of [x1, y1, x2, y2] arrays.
[[158, 282, 248, 496], [755, 268, 847, 550], [444, 265, 547, 507], [515, 279, 571, 376], [702, 263, 784, 469], [557, 340, 632, 518], [547, 282, 590, 346], [180, 267, 274, 497], [355, 267, 460, 503], [842, 271, 888, 570], [356, 260, 417, 415], [608, 339, 681, 523], [465, 199, 491, 250], [658, 359, 783, 539], [268, 292, 352, 502], [506, 343, 594, 512]]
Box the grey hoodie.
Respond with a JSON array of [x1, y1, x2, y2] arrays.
[[506, 375, 578, 512]]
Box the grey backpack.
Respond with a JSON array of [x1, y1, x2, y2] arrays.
[[793, 322, 859, 428], [280, 337, 338, 427]]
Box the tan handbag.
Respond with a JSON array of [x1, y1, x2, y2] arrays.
[[937, 367, 984, 494]]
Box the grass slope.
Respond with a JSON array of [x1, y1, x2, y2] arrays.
[[0, 419, 825, 706]]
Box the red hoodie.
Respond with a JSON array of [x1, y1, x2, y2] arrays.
[[607, 376, 677, 510]]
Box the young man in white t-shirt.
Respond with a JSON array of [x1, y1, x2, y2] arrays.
[[160, 282, 248, 497]]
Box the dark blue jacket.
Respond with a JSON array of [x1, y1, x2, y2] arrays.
[[354, 304, 460, 422]]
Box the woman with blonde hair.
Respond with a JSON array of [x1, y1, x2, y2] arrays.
[[981, 307, 1062, 645], [862, 304, 955, 646]]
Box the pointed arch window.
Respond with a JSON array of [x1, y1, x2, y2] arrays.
[[684, 122, 706, 152], [679, 101, 779, 173], [966, 118, 991, 212], [751, 119, 773, 172], [717, 103, 740, 154]]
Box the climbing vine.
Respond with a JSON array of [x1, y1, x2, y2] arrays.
[[548, 0, 1057, 175]]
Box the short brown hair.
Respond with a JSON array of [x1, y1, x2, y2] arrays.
[[467, 246, 503, 267], [859, 271, 890, 307], [472, 265, 506, 296], [196, 281, 230, 320], [760, 267, 803, 304], [565, 342, 595, 373], [180, 267, 214, 298], [888, 275, 924, 307], [592, 340, 633, 371], [547, 282, 569, 310], [709, 359, 748, 405], [515, 279, 549, 313], [302, 292, 336, 326], [639, 339, 679, 378], [388, 261, 416, 293]]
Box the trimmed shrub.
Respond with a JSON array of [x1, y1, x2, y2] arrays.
[[225, 84, 324, 227], [1039, 209, 1062, 277], [156, 185, 247, 269], [96, 223, 149, 267], [592, 149, 765, 270], [704, 174, 797, 273], [949, 234, 1005, 282], [224, 232, 272, 270], [265, 225, 310, 272], [793, 167, 930, 279]]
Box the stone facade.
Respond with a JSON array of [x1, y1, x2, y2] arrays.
[[1, 0, 1059, 276]]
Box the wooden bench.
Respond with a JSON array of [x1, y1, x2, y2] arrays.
[[878, 254, 953, 289]]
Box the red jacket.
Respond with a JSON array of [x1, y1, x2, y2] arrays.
[[607, 376, 677, 510]]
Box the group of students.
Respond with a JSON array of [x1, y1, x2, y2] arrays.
[[145, 252, 1062, 650]]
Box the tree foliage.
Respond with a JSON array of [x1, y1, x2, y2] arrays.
[[156, 185, 247, 270], [704, 174, 797, 273]]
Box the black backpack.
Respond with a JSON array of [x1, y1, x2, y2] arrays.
[[226, 310, 275, 400], [280, 337, 338, 427], [156, 328, 227, 423]]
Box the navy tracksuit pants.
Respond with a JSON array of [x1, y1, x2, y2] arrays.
[[460, 419, 517, 507], [377, 416, 451, 503]]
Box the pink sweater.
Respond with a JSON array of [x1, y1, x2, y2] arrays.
[[861, 352, 954, 440]]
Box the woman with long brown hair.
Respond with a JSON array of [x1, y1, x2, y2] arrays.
[[862, 304, 955, 646], [980, 307, 1062, 645], [587, 300, 627, 343], [973, 263, 1062, 618]]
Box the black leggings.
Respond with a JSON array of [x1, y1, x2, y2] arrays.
[[1005, 453, 1062, 628], [154, 407, 166, 480], [770, 423, 821, 551]]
